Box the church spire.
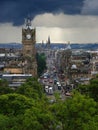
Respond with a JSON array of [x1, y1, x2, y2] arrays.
[[47, 36, 51, 44], [46, 36, 51, 49]]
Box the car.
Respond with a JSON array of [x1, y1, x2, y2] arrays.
[[49, 79, 53, 83], [56, 81, 60, 85], [65, 92, 71, 96], [58, 84, 62, 90], [45, 86, 49, 93]]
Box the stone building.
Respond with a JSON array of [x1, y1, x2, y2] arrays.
[[70, 50, 91, 79], [22, 17, 37, 76]]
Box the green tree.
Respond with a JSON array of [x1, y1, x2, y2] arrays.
[[76, 84, 89, 96], [77, 77, 98, 102], [0, 92, 56, 130], [0, 79, 8, 87], [16, 77, 44, 99], [36, 53, 47, 76], [0, 114, 9, 130], [88, 78, 98, 102], [0, 80, 14, 95], [22, 99, 57, 130], [51, 92, 98, 130], [0, 93, 34, 116]]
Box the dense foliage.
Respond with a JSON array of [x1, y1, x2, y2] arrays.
[[0, 77, 98, 130], [77, 75, 98, 102], [36, 53, 47, 76]]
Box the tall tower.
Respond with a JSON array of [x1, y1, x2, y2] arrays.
[[22, 17, 37, 76], [46, 36, 51, 48]]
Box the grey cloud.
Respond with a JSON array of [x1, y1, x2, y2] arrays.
[[0, 0, 83, 25], [81, 0, 98, 15]]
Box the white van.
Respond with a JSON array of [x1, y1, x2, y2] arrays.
[[48, 87, 53, 95]]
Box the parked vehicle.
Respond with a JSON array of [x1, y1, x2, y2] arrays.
[[45, 86, 49, 93], [48, 87, 53, 95], [57, 84, 62, 90]]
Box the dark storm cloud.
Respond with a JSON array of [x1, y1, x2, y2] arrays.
[[0, 0, 83, 26], [81, 0, 98, 15]]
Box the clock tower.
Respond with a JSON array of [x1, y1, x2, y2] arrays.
[[22, 17, 37, 76]]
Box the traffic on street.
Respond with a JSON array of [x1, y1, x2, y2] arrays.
[[39, 50, 72, 101]]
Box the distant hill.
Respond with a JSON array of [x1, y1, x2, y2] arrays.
[[0, 43, 98, 50], [37, 43, 98, 50], [0, 43, 22, 49], [70, 43, 98, 50]]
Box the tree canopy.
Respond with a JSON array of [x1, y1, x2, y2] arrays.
[[77, 76, 98, 102], [36, 53, 47, 76], [0, 77, 98, 130]]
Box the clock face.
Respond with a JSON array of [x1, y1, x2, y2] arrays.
[[26, 34, 31, 39]]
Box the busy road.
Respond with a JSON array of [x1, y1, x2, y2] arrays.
[[39, 50, 72, 101]]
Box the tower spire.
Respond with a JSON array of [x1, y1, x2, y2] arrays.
[[25, 16, 31, 27], [46, 36, 51, 49], [48, 36, 50, 44]]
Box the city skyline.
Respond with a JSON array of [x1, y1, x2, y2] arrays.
[[0, 0, 98, 43]]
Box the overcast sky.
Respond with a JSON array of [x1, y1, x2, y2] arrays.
[[0, 0, 98, 43]]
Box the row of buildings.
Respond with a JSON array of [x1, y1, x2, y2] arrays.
[[55, 44, 98, 84], [37, 41, 98, 84], [1, 17, 98, 87]]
